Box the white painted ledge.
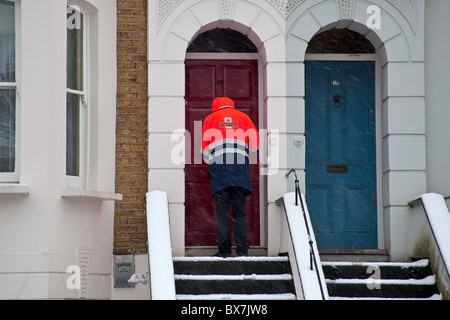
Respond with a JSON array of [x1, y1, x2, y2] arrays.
[[61, 188, 123, 201], [0, 184, 30, 194]]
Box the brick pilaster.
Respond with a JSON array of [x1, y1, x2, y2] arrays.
[[115, 0, 148, 255]]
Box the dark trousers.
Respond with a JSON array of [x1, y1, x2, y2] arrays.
[[213, 187, 249, 256]]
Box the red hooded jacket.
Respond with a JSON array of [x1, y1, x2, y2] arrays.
[[201, 97, 260, 194]]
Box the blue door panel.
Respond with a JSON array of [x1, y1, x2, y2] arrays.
[[307, 184, 332, 233], [344, 184, 371, 232], [305, 70, 331, 164], [305, 61, 377, 249]]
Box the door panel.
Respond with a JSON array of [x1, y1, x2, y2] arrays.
[[344, 184, 371, 232], [185, 59, 260, 247], [223, 66, 253, 99], [305, 60, 377, 249], [186, 65, 216, 99], [305, 70, 331, 165], [308, 184, 332, 233]]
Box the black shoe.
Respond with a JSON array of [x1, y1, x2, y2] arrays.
[[213, 252, 231, 258], [236, 249, 248, 257]]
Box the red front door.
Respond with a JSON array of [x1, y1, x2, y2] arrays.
[[185, 59, 260, 246]]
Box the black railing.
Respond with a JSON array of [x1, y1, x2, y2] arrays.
[[286, 168, 326, 300]]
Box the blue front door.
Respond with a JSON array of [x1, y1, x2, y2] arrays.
[[305, 61, 377, 249]]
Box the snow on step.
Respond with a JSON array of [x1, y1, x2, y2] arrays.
[[173, 256, 289, 262], [176, 293, 297, 300], [326, 275, 436, 286], [175, 274, 293, 281], [321, 259, 430, 268], [329, 293, 443, 301], [323, 259, 442, 300], [173, 255, 296, 300]]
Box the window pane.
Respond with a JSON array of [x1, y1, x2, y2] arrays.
[[0, 0, 15, 83], [187, 28, 257, 53], [306, 29, 375, 54], [66, 93, 80, 176], [67, 8, 83, 91], [0, 89, 15, 173]]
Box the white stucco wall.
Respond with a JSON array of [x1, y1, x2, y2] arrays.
[[0, 0, 118, 299], [425, 0, 450, 198]]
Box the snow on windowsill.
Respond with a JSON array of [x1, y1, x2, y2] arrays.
[[61, 188, 123, 201], [0, 183, 30, 194]]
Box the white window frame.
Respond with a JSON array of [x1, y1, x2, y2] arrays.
[[0, 0, 20, 183], [65, 3, 88, 188]]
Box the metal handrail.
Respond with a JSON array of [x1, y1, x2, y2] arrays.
[[286, 168, 326, 300]]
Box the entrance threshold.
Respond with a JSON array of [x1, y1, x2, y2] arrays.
[[185, 246, 268, 257], [319, 249, 389, 262]]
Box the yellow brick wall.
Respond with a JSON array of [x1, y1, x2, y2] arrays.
[[115, 0, 148, 255]]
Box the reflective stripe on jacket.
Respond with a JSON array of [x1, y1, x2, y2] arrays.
[[202, 97, 260, 195]]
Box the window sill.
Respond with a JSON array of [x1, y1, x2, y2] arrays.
[[61, 188, 123, 201], [0, 184, 30, 195]]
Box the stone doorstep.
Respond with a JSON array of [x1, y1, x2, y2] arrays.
[[184, 246, 268, 257], [319, 249, 390, 262]]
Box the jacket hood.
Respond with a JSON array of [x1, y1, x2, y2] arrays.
[[212, 97, 235, 113]]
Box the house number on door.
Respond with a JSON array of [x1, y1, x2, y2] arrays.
[[332, 80, 340, 86]]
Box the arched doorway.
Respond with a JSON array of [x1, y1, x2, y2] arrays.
[[184, 28, 261, 247], [304, 29, 379, 249]]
